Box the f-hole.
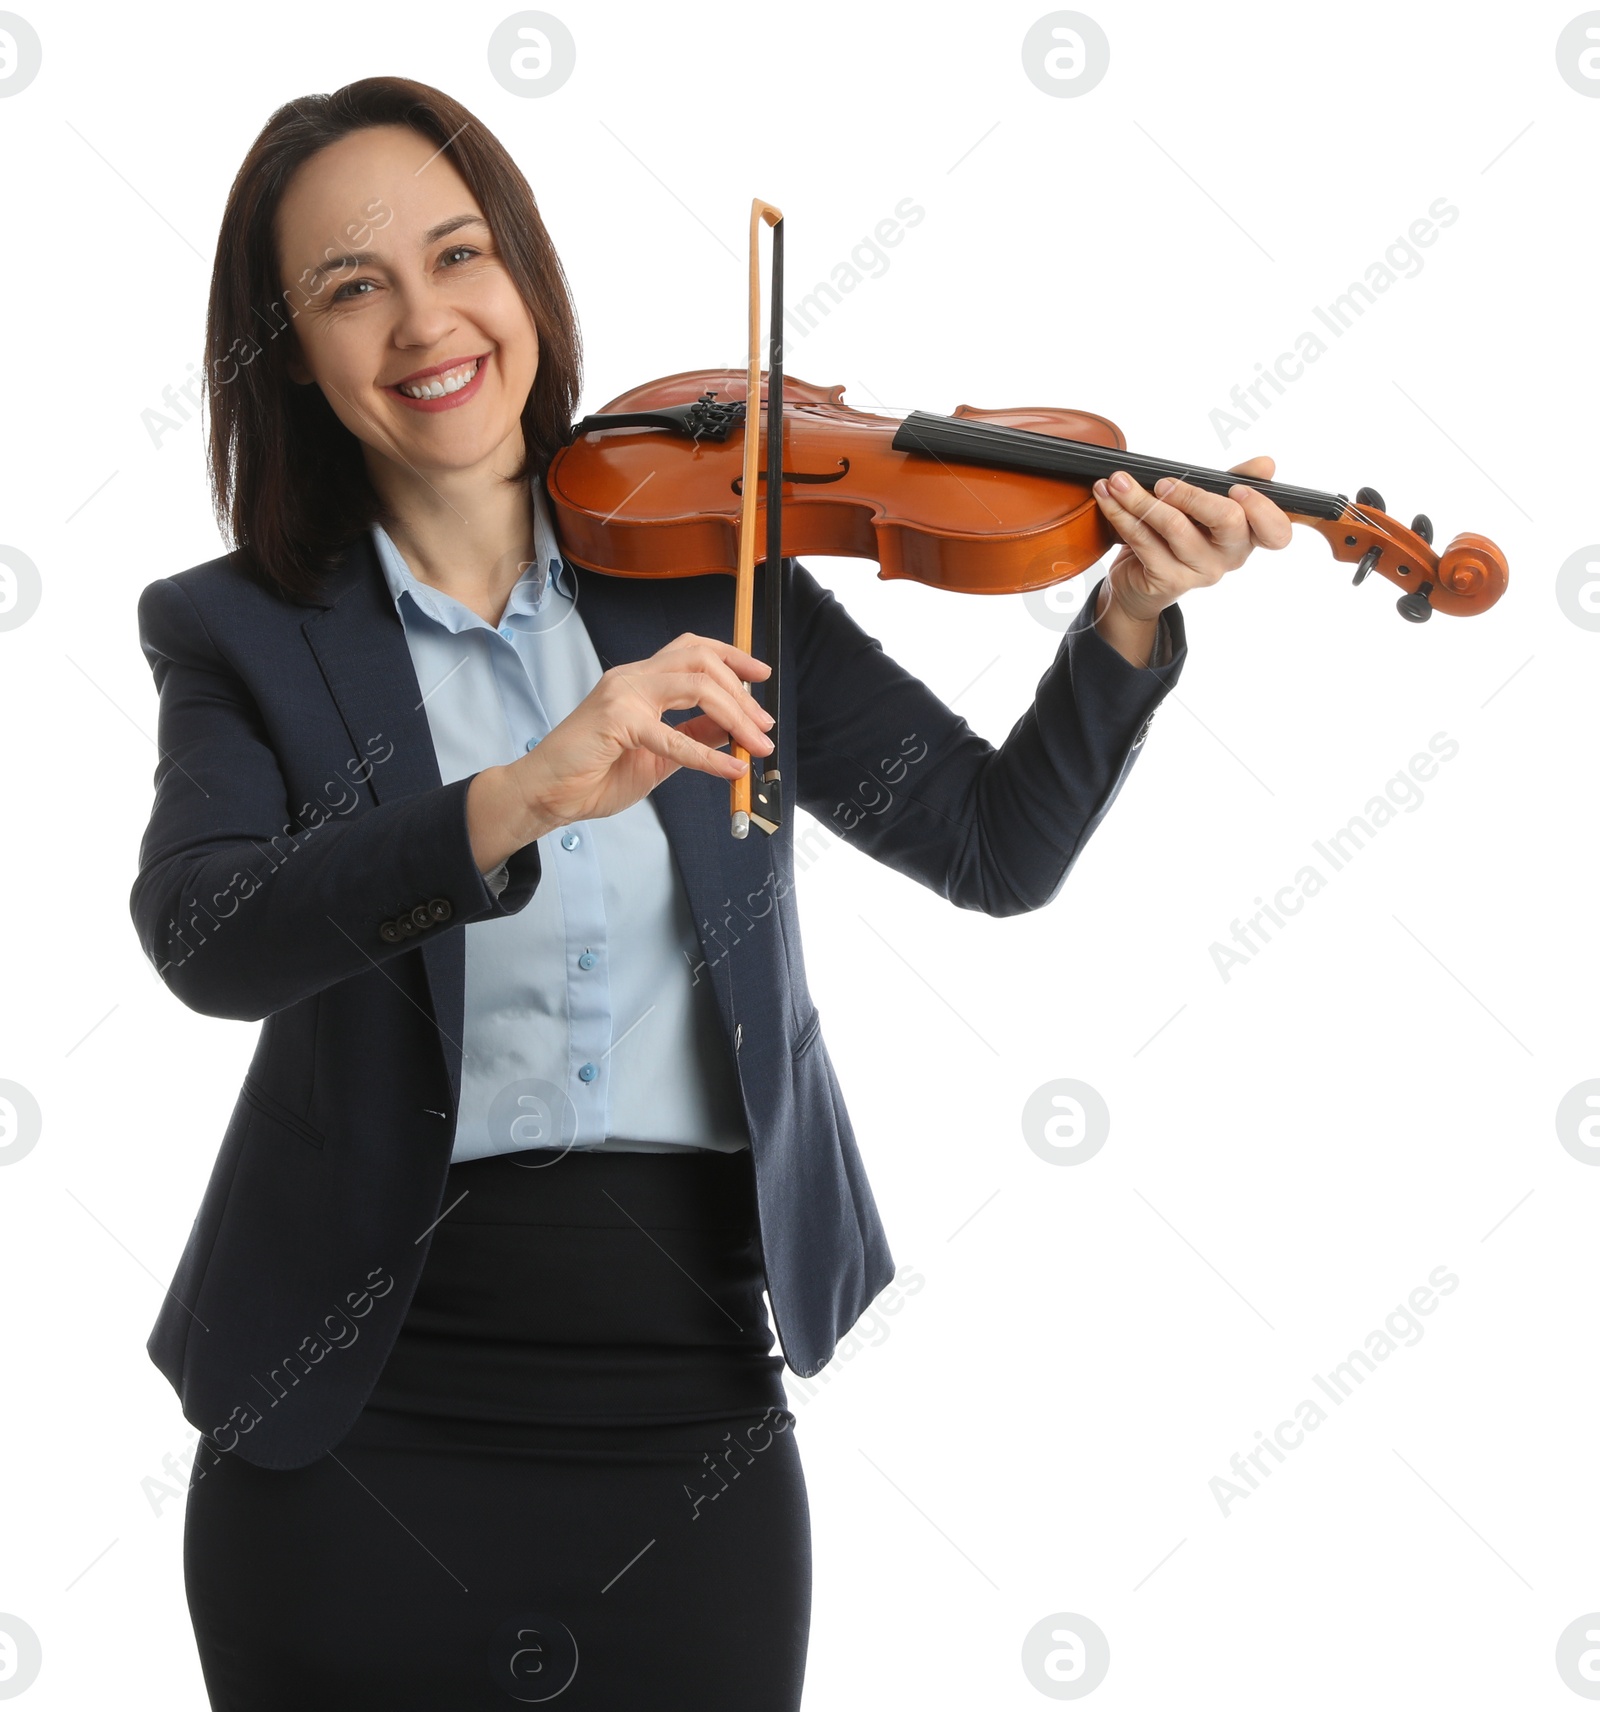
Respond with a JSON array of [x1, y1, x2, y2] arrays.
[[732, 459, 850, 495]]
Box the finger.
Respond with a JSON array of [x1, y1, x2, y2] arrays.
[[671, 641, 773, 715], [653, 640, 773, 735], [633, 715, 749, 780], [602, 665, 771, 761], [649, 672, 775, 756], [1094, 480, 1182, 580], [1228, 484, 1295, 549], [1095, 473, 1205, 569], [663, 667, 776, 749], [1150, 476, 1251, 549], [663, 632, 772, 683], [1222, 454, 1292, 548]]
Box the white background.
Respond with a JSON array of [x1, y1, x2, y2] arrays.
[[1, 0, 1596, 1705]]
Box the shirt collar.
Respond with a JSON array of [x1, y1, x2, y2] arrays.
[[371, 479, 572, 633]]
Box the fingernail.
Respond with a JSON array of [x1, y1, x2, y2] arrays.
[[1110, 472, 1132, 494], [1154, 477, 1173, 497], [1094, 479, 1110, 499]]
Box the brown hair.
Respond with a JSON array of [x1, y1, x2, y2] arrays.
[[205, 76, 582, 600]]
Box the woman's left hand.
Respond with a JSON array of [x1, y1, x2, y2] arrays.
[[1089, 455, 1295, 661]]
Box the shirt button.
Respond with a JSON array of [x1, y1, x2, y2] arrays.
[[525, 737, 538, 753], [577, 951, 597, 971], [577, 1062, 598, 1083], [499, 624, 513, 639], [560, 831, 580, 850]]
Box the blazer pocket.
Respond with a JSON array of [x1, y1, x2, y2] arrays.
[[240, 1075, 326, 1150], [792, 1006, 823, 1059]]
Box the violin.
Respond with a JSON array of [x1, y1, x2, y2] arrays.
[[544, 201, 1510, 841]]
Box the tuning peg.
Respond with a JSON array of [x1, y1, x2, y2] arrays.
[[1409, 512, 1433, 545], [1396, 580, 1434, 623], [1352, 546, 1382, 586], [1356, 485, 1385, 512]]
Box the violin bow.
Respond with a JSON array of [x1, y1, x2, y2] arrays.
[[730, 198, 784, 840]]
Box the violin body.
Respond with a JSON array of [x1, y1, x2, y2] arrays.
[[547, 368, 1124, 595]]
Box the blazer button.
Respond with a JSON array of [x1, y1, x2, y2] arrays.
[[379, 921, 401, 943], [397, 915, 417, 937], [410, 904, 433, 931], [428, 897, 452, 922], [734, 1023, 743, 1051]]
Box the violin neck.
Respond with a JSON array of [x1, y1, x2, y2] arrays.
[[893, 412, 1351, 523]]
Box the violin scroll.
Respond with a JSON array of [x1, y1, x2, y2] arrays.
[[1302, 505, 1508, 622], [1434, 533, 1509, 612]]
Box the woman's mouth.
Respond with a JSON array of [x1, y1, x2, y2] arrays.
[[388, 354, 490, 412]]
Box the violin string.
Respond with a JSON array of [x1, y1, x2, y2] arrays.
[[695, 376, 1384, 534], [894, 413, 1361, 524], [688, 372, 1368, 525]]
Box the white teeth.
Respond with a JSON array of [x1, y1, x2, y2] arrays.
[[398, 358, 481, 400]]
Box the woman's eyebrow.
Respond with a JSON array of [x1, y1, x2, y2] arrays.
[[302, 214, 489, 286], [422, 212, 489, 244]]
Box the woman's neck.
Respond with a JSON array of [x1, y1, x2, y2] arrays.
[[367, 448, 540, 630]]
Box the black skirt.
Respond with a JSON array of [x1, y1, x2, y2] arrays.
[[183, 1146, 811, 1710]]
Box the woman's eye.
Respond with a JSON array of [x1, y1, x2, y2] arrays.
[[326, 247, 480, 302]]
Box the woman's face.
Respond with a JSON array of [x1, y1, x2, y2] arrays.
[[275, 123, 539, 483]]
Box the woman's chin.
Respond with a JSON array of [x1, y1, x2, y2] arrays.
[[378, 423, 526, 481]]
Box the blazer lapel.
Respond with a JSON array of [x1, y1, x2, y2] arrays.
[[298, 534, 469, 1106]]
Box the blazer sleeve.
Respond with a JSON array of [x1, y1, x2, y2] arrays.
[[129, 576, 542, 1022], [790, 560, 1186, 916]]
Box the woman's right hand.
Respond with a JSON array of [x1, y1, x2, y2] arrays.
[[465, 633, 776, 873]]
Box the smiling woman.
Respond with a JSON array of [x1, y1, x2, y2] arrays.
[[131, 68, 1269, 1712], [206, 84, 579, 605]]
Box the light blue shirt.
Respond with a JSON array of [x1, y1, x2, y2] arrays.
[[370, 487, 750, 1161]]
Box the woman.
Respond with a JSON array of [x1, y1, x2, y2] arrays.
[[132, 76, 1289, 1711]]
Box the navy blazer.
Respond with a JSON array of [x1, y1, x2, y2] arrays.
[[131, 520, 1185, 1469]]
